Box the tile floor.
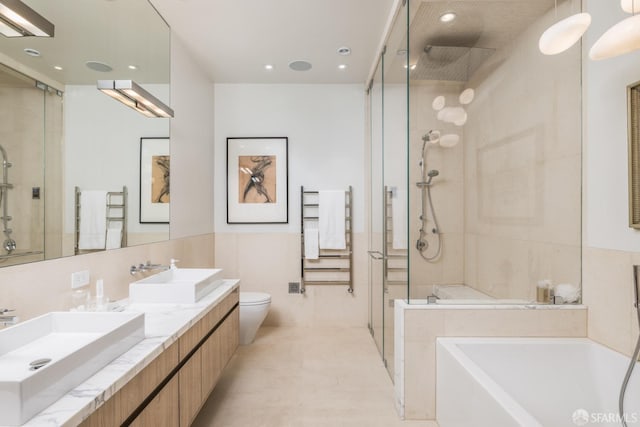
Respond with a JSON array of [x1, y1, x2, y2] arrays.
[[192, 326, 439, 427]]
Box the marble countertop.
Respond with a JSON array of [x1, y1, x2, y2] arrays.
[[17, 279, 240, 427]]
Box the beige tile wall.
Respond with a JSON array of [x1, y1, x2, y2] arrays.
[[583, 247, 640, 357], [462, 1, 582, 300], [214, 232, 368, 327]]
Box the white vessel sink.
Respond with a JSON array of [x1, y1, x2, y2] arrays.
[[129, 268, 224, 304], [0, 311, 145, 426]]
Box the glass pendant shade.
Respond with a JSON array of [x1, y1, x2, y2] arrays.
[[539, 13, 592, 55], [590, 14, 640, 60], [621, 0, 640, 14]]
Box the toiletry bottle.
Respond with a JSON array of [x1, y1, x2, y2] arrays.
[[96, 278, 104, 311], [537, 279, 552, 303]]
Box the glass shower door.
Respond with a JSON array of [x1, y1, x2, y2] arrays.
[[368, 58, 385, 358]]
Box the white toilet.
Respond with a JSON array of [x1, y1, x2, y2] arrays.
[[239, 292, 271, 345]]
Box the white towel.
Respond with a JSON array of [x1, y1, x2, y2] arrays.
[[78, 191, 107, 250], [105, 222, 123, 250], [304, 227, 319, 260], [319, 190, 346, 250], [391, 188, 408, 250]]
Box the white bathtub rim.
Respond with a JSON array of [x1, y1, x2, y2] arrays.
[[437, 338, 544, 426]]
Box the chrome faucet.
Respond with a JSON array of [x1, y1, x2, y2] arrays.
[[130, 261, 170, 275]]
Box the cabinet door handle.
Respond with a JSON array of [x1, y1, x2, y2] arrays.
[[367, 250, 385, 260]]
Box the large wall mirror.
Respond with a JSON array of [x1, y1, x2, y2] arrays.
[[0, 0, 170, 267]]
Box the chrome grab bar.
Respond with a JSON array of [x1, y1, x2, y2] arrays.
[[367, 250, 385, 260]]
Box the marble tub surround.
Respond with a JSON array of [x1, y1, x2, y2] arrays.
[[19, 279, 239, 427], [393, 301, 587, 420]]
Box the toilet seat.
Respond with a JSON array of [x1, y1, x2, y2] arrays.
[[240, 292, 271, 306]]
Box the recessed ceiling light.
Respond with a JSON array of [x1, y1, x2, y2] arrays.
[[264, 64, 274, 70], [289, 60, 312, 71], [338, 64, 348, 70], [397, 49, 407, 56], [53, 65, 62, 71], [337, 46, 351, 56], [23, 48, 40, 57], [440, 12, 457, 23], [128, 65, 137, 70]]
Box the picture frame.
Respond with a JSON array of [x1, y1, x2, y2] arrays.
[[227, 137, 288, 224], [140, 137, 170, 224]]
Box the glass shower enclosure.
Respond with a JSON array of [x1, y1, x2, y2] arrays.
[[368, 0, 583, 379]]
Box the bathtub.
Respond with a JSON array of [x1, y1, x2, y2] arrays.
[[436, 338, 640, 427]]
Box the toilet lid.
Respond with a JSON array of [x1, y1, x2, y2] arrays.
[[240, 292, 271, 306]]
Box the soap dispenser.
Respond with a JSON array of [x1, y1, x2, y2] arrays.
[[170, 258, 180, 270]]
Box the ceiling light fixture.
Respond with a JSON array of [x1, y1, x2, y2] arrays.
[[264, 64, 274, 70], [128, 65, 137, 70], [53, 65, 62, 71], [337, 46, 351, 56], [0, 0, 54, 37], [539, 10, 591, 55], [338, 64, 347, 70], [590, 13, 640, 60], [539, 0, 640, 60], [97, 80, 174, 118], [439, 12, 457, 23]]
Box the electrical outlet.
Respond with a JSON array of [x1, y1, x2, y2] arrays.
[[71, 270, 90, 289]]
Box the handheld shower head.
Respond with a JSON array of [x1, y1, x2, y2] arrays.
[[426, 169, 439, 184]]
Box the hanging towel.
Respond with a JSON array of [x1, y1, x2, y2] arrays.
[[78, 190, 107, 249], [319, 190, 346, 250], [304, 226, 319, 260], [105, 222, 123, 250], [391, 187, 408, 250]]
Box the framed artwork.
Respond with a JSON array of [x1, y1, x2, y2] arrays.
[[140, 137, 170, 224], [227, 137, 288, 224]]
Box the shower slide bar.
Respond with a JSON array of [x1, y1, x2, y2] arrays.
[[300, 186, 353, 294]]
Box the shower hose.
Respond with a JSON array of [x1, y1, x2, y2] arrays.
[[619, 265, 640, 427]]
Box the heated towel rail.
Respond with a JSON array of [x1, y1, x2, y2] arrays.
[[300, 186, 353, 293], [385, 186, 408, 285], [75, 186, 127, 254]]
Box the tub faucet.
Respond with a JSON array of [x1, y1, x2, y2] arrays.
[[0, 308, 17, 326]]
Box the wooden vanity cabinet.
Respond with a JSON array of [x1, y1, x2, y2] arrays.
[[79, 288, 239, 427]]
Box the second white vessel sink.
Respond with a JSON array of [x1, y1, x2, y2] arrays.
[[0, 311, 145, 426], [129, 268, 224, 304]]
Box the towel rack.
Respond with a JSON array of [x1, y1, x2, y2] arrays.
[[74, 186, 128, 254], [385, 186, 407, 285], [300, 186, 353, 293]]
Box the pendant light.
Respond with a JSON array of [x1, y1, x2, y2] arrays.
[[590, 1, 640, 60], [539, 0, 591, 55]]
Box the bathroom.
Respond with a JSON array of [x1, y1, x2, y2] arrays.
[[0, 0, 638, 425]]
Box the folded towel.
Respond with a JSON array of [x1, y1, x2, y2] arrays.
[[319, 190, 346, 250], [391, 188, 408, 250], [105, 222, 123, 250], [304, 227, 319, 260], [78, 191, 107, 250]]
